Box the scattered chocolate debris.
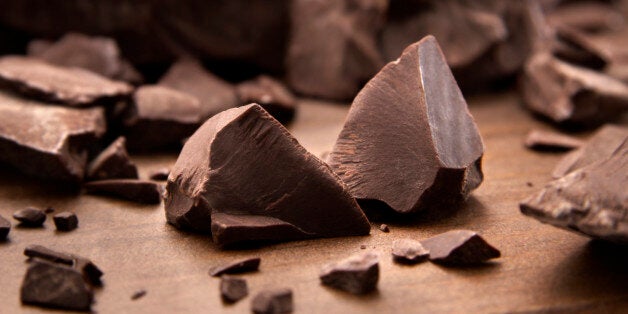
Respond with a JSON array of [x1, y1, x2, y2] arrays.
[[236, 75, 296, 124], [0, 214, 10, 240], [165, 104, 370, 245], [420, 230, 501, 266], [220, 276, 248, 304], [547, 1, 624, 33], [328, 36, 484, 214], [392, 239, 429, 265], [551, 25, 608, 70], [524, 129, 584, 151], [13, 208, 46, 227], [84, 179, 163, 204], [379, 224, 390, 233], [251, 288, 293, 314], [320, 252, 379, 294], [23, 245, 103, 286], [53, 212, 78, 232], [131, 290, 147, 301], [44, 207, 55, 214], [87, 137, 138, 180], [149, 168, 170, 181], [360, 245, 367, 250], [209, 257, 261, 277]]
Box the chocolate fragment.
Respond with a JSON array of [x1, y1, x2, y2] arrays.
[[236, 75, 296, 124], [149, 168, 170, 181], [209, 257, 261, 277], [551, 25, 608, 70], [131, 290, 147, 301], [379, 224, 390, 233], [0, 56, 132, 107], [53, 212, 78, 232], [87, 137, 138, 180], [420, 230, 501, 266], [251, 288, 293, 314], [0, 214, 10, 240], [44, 207, 55, 214], [391, 239, 429, 265], [13, 208, 46, 227], [165, 104, 370, 245], [328, 36, 484, 214], [319, 252, 379, 294], [23, 244, 104, 286], [84, 179, 163, 204], [360, 245, 367, 250], [547, 1, 625, 33], [524, 129, 584, 151], [220, 276, 248, 303]]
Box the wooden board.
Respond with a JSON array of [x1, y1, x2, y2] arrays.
[[1, 91, 627, 313]]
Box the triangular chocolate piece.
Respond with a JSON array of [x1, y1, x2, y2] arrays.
[[165, 104, 370, 246], [420, 230, 500, 265], [87, 137, 138, 180], [328, 35, 484, 214]]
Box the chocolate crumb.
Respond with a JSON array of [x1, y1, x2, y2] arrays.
[[53, 212, 78, 232], [392, 239, 429, 265], [420, 230, 501, 266], [131, 290, 147, 301], [251, 288, 293, 314], [220, 276, 248, 304]]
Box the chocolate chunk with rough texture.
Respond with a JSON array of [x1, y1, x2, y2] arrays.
[[165, 104, 370, 245], [521, 53, 628, 126], [420, 230, 501, 265], [287, 0, 388, 100], [328, 36, 484, 214], [236, 75, 296, 124], [220, 276, 248, 303], [0, 56, 133, 107], [319, 252, 379, 294], [379, 224, 390, 233], [149, 168, 170, 181], [0, 214, 10, 240], [24, 245, 103, 286], [209, 257, 261, 277], [392, 238, 429, 265], [53, 212, 78, 232], [87, 137, 138, 180], [131, 290, 147, 300], [84, 179, 162, 204], [251, 288, 293, 314], [13, 208, 46, 227], [524, 129, 584, 151], [0, 90, 106, 182], [521, 139, 628, 243], [159, 59, 238, 120]]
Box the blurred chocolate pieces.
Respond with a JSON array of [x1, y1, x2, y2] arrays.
[[13, 208, 46, 227], [420, 230, 501, 266], [524, 129, 583, 151], [391, 238, 429, 265], [53, 212, 78, 232], [546, 1, 625, 33], [149, 168, 170, 181], [236, 75, 296, 124], [220, 276, 248, 304], [319, 252, 379, 294], [87, 137, 138, 180], [23, 245, 103, 286], [209, 257, 261, 277], [84, 179, 163, 204], [251, 288, 293, 314], [0, 214, 10, 240]]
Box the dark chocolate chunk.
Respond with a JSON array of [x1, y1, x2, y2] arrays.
[[220, 275, 248, 303], [0, 56, 133, 107], [379, 224, 390, 233], [209, 257, 261, 277], [131, 290, 147, 301], [13, 208, 46, 227], [521, 139, 628, 244], [149, 168, 170, 181], [0, 90, 106, 182], [165, 104, 370, 245], [286, 0, 387, 100], [53, 212, 78, 232], [124, 85, 203, 150], [551, 25, 608, 70], [84, 179, 163, 204], [420, 230, 501, 265], [524, 129, 584, 151], [328, 36, 484, 214], [236, 75, 296, 124], [20, 260, 93, 311], [251, 288, 293, 314], [391, 239, 429, 265], [24, 244, 103, 286], [159, 59, 238, 120], [87, 137, 138, 180], [547, 1, 625, 33], [0, 214, 10, 240], [319, 252, 379, 294]]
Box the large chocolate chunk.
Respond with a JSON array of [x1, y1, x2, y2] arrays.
[[165, 104, 370, 245], [319, 252, 379, 294], [0, 214, 10, 240], [24, 245, 103, 286], [209, 257, 261, 277], [328, 36, 484, 214], [236, 75, 296, 124], [13, 208, 46, 227], [524, 129, 583, 151], [286, 0, 387, 100], [87, 137, 138, 180], [521, 139, 628, 244], [220, 276, 248, 303], [420, 230, 501, 265], [391, 238, 429, 265], [251, 288, 293, 314], [0, 56, 133, 107], [0, 90, 106, 182], [84, 179, 163, 204]]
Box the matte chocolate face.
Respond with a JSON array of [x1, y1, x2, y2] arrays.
[[220, 276, 248, 303], [319, 252, 379, 294], [13, 208, 46, 227], [420, 230, 501, 265], [87, 137, 138, 181], [236, 75, 296, 124], [53, 211, 79, 232]]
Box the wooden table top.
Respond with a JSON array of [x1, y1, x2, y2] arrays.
[[1, 91, 627, 313]]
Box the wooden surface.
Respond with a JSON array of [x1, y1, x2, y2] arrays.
[[1, 91, 627, 313]]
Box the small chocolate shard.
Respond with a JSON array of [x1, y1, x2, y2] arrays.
[[131, 290, 147, 301], [391, 239, 429, 264], [236, 75, 296, 124], [53, 212, 78, 232], [319, 252, 379, 294], [251, 288, 293, 314], [379, 224, 390, 233], [360, 245, 367, 250], [524, 129, 584, 151], [0, 56, 133, 107], [220, 276, 248, 303], [0, 214, 11, 240], [13, 208, 46, 227], [328, 36, 484, 214], [84, 179, 162, 204], [149, 168, 170, 181], [209, 257, 261, 277], [420, 230, 501, 266], [87, 137, 138, 180], [23, 245, 103, 286]]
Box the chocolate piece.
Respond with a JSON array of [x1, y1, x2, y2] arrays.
[[379, 224, 390, 233], [0, 90, 106, 182], [251, 288, 293, 314], [552, 125, 628, 178], [159, 59, 238, 120], [209, 257, 261, 277], [0, 214, 10, 240], [328, 36, 484, 214], [524, 129, 584, 151], [165, 104, 370, 245], [286, 0, 387, 100], [131, 290, 147, 301], [124, 85, 203, 150], [84, 179, 163, 204], [20, 260, 93, 311], [547, 1, 625, 33], [420, 230, 501, 265], [552, 26, 608, 70], [44, 207, 55, 214], [220, 276, 248, 303], [13, 208, 46, 227], [0, 56, 132, 107], [53, 212, 78, 232], [521, 53, 628, 126], [236, 75, 296, 124], [360, 245, 367, 250], [521, 139, 628, 243], [24, 245, 103, 286], [87, 137, 138, 180], [149, 168, 170, 181], [319, 252, 379, 294], [391, 238, 429, 265]]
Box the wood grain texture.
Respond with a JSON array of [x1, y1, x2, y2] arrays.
[[0, 92, 627, 313]]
